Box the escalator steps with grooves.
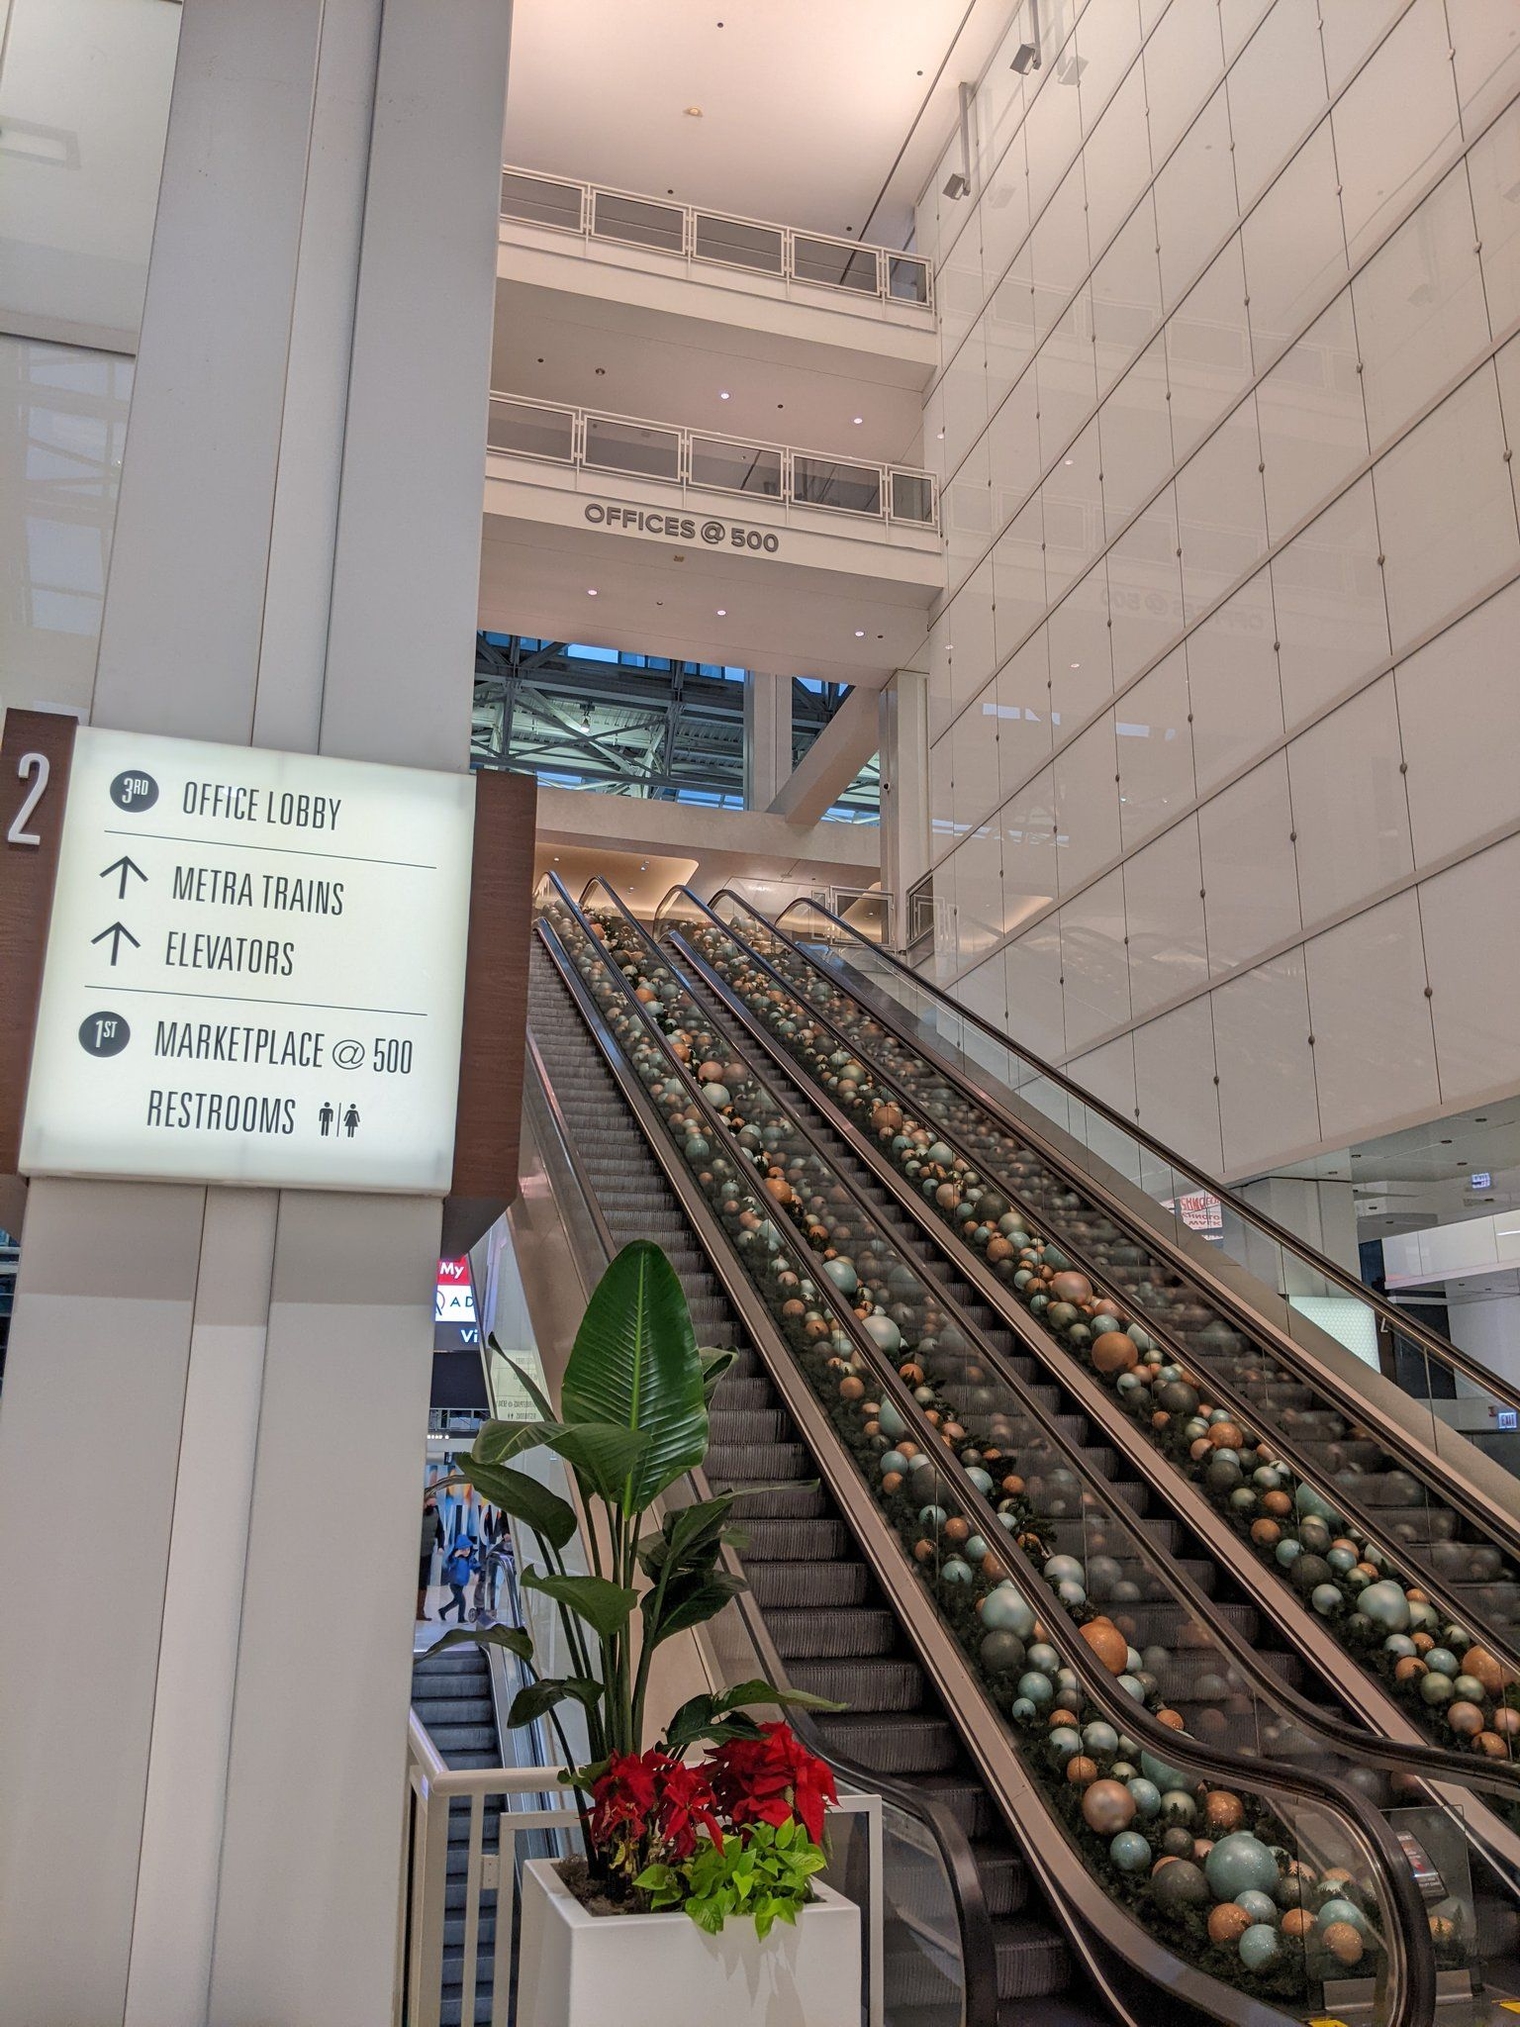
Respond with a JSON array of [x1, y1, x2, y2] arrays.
[[411, 1641, 502, 2026], [530, 942, 1109, 2025], [671, 966, 1357, 1756]]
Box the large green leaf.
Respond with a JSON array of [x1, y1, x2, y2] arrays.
[[428, 1624, 534, 1664], [636, 1494, 735, 1580], [641, 1569, 747, 1649], [561, 1241, 708, 1512], [506, 1676, 603, 1728], [699, 1347, 739, 1405], [545, 1422, 652, 1507], [460, 1458, 577, 1551], [473, 1418, 557, 1468], [522, 1570, 638, 1639]]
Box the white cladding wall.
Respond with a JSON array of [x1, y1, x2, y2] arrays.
[[913, 0, 1520, 1181]]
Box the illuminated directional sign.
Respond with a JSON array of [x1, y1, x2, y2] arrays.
[[18, 727, 476, 1191]]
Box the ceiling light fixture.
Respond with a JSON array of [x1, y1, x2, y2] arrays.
[[716, 608, 727, 616], [684, 105, 703, 117], [854, 629, 866, 637], [586, 587, 598, 596], [719, 390, 730, 400], [580, 710, 592, 732], [852, 416, 863, 425]]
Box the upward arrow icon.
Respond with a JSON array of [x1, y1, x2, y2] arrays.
[[100, 855, 147, 900], [91, 921, 141, 966]]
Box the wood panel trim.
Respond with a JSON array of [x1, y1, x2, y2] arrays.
[[445, 767, 537, 1248], [0, 712, 80, 1175]]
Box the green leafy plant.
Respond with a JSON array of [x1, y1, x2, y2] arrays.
[[638, 1815, 829, 1939], [434, 1240, 839, 1906]]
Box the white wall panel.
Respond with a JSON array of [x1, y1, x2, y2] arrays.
[[1198, 751, 1302, 974], [1417, 836, 1520, 1104], [1184, 566, 1282, 794], [1115, 646, 1194, 852], [1354, 163, 1488, 455], [915, 0, 1520, 1179], [1303, 891, 1439, 1141], [1286, 673, 1413, 926], [1123, 815, 1208, 1016], [1256, 291, 1367, 542], [1272, 475, 1390, 731], [1225, 0, 1328, 210], [1395, 582, 1520, 869], [1133, 996, 1225, 1173], [1373, 363, 1520, 654], [1331, 0, 1461, 262], [1212, 948, 1321, 1173], [1060, 868, 1131, 1050]]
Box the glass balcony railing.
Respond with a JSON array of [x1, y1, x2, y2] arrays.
[[486, 392, 939, 530], [500, 164, 934, 310]]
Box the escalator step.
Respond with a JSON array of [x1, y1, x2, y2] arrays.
[[815, 1713, 958, 1773], [765, 1606, 899, 1658], [789, 1657, 926, 1712], [744, 1560, 873, 1609]]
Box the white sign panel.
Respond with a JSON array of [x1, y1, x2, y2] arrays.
[[20, 728, 475, 1192]]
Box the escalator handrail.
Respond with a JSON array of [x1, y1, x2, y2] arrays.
[[539, 913, 1263, 2027], [546, 880, 1434, 2027], [706, 883, 1520, 1421], [525, 957, 1004, 2027], [664, 918, 1520, 1820], [680, 885, 1520, 1659]]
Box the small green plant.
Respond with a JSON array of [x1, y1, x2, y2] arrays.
[[637, 1816, 829, 1940]]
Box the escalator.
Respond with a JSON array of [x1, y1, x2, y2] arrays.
[[411, 1642, 505, 2025], [669, 887, 1520, 1781], [525, 881, 1448, 2027], [531, 944, 1093, 2022]]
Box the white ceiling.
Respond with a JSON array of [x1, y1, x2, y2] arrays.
[[502, 0, 1017, 247], [1278, 1096, 1520, 1239]]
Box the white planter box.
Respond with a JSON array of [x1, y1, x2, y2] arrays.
[[516, 1854, 861, 2027]]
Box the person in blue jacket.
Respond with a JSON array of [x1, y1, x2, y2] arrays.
[[439, 1537, 478, 1624]]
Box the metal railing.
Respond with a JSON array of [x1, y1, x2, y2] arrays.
[[487, 392, 939, 529], [501, 164, 933, 311], [399, 1711, 887, 2027]]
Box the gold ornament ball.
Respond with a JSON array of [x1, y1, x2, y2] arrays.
[[1207, 1903, 1251, 1947], [1321, 1922, 1365, 1968]]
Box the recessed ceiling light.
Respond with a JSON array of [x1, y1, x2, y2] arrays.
[[1064, 457, 1074, 466], [587, 587, 598, 596], [853, 416, 863, 425], [719, 390, 730, 400], [1069, 661, 1080, 669], [716, 608, 727, 616], [685, 105, 703, 117], [854, 629, 865, 637]]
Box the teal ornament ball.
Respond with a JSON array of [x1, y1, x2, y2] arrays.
[[1044, 1554, 1085, 1587], [1026, 1644, 1060, 1676], [1424, 1647, 1459, 1678], [1111, 1830, 1152, 1873], [1234, 1890, 1278, 1926], [1317, 1898, 1369, 1937], [1126, 1778, 1161, 1818], [1140, 1751, 1186, 1792], [1083, 1722, 1120, 1757], [1420, 1670, 1456, 1707], [941, 1558, 973, 1586], [863, 1314, 903, 1356], [879, 1451, 908, 1476], [822, 1257, 858, 1295], [982, 1587, 1036, 1638], [1311, 1583, 1343, 1616], [965, 1467, 994, 1496], [1048, 1726, 1082, 1762], [1359, 1580, 1412, 1633], [1160, 1791, 1196, 1829], [1239, 1924, 1282, 1972], [878, 1400, 906, 1439], [1205, 1833, 1279, 1900], [919, 1505, 947, 1530], [1017, 1672, 1054, 1707]]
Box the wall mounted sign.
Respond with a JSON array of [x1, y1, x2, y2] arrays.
[[582, 501, 781, 553], [0, 712, 535, 1221]]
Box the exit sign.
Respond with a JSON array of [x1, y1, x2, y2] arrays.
[[1471, 1172, 1493, 1190]]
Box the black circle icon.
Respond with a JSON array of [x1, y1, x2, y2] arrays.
[[79, 1011, 130, 1057], [109, 770, 158, 813], [700, 519, 725, 545]]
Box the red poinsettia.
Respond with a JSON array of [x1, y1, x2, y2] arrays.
[[708, 1722, 838, 1845], [589, 1749, 725, 1879]]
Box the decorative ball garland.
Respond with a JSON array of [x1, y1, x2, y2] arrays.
[[546, 906, 1445, 1998], [678, 922, 1520, 1782]]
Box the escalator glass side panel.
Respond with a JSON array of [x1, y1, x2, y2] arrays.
[[540, 882, 1430, 2025], [759, 893, 1520, 1495], [677, 900, 1520, 1781]]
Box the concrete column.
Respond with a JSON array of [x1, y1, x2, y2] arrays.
[[743, 671, 793, 809], [1237, 1173, 1361, 1290], [0, 3, 512, 2024], [879, 667, 929, 948], [1446, 1287, 1520, 1394]]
